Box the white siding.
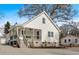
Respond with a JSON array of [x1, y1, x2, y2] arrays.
[[23, 12, 59, 44], [61, 36, 79, 46]]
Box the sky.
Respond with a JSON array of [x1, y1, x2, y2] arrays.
[[0, 4, 28, 27], [72, 4, 79, 20], [0, 4, 79, 27]]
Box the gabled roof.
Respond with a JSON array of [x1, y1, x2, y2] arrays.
[[22, 11, 61, 32]]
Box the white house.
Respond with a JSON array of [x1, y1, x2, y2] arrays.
[[7, 11, 61, 48], [61, 35, 79, 47]]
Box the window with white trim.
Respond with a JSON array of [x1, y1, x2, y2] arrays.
[[51, 32, 53, 37], [69, 39, 71, 42], [48, 31, 53, 37], [48, 32, 50, 37], [37, 31, 39, 39], [42, 17, 45, 24], [75, 39, 78, 43], [64, 39, 67, 43]]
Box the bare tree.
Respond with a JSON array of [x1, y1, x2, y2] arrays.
[[18, 4, 77, 22], [60, 21, 79, 37]]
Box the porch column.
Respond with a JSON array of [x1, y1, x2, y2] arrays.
[[16, 27, 20, 47], [32, 29, 34, 47], [9, 35, 11, 45], [13, 29, 14, 46], [16, 27, 18, 36], [19, 28, 26, 48]]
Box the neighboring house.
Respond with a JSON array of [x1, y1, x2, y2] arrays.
[[61, 35, 79, 47], [7, 11, 61, 48], [0, 28, 6, 45]]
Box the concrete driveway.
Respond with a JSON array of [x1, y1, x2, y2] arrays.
[[0, 45, 79, 55]]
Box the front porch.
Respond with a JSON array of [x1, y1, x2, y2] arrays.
[[7, 26, 59, 48], [21, 27, 42, 47], [7, 26, 42, 48]]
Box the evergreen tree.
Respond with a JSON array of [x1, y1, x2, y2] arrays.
[[4, 21, 11, 34]]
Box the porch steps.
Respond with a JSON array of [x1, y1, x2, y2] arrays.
[[19, 39, 26, 48], [17, 36, 27, 48]]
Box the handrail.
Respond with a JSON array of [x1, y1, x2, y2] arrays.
[[17, 36, 20, 47], [23, 35, 28, 46]]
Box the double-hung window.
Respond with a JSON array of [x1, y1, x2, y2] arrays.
[[75, 39, 78, 43], [42, 17, 45, 24], [64, 39, 67, 43], [48, 31, 53, 37], [37, 31, 40, 39]]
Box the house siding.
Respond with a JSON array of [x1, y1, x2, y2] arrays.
[[61, 36, 79, 46], [23, 12, 59, 44]]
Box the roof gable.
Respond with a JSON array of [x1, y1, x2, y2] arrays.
[[43, 11, 61, 32], [22, 11, 61, 32]]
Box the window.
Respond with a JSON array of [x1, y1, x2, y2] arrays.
[[75, 39, 78, 43], [69, 39, 71, 42], [64, 39, 67, 43], [37, 31, 39, 39], [22, 30, 23, 35], [14, 41, 17, 45], [48, 31, 53, 37], [26, 36, 31, 38], [48, 32, 50, 37], [10, 36, 13, 40], [37, 36, 39, 39], [14, 35, 17, 39], [42, 17, 45, 24], [37, 31, 39, 35], [51, 32, 53, 37]]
